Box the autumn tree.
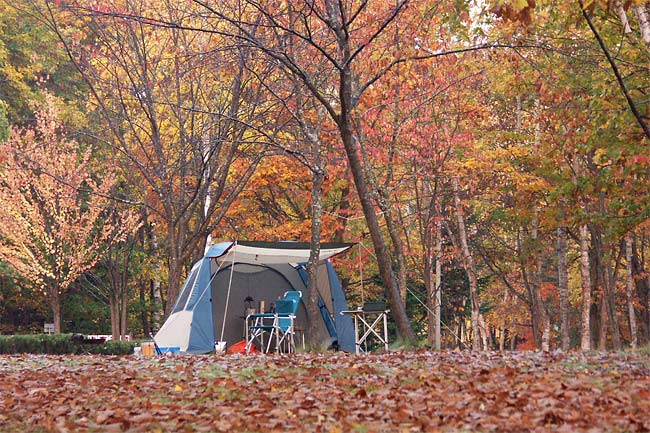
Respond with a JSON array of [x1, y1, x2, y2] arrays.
[[39, 0, 281, 316], [0, 95, 140, 332], [188, 0, 454, 340], [0, 1, 85, 125], [463, 0, 650, 351]]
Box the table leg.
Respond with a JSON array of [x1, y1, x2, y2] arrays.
[[354, 314, 360, 355], [383, 312, 389, 351]]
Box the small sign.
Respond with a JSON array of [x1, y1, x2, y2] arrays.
[[44, 323, 54, 334]]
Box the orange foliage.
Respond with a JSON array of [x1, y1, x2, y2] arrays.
[[221, 155, 354, 242], [0, 94, 141, 330]]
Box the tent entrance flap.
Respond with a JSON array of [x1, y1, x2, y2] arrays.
[[210, 263, 324, 346]]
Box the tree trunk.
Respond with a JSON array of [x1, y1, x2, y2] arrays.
[[530, 210, 550, 351], [384, 206, 409, 304], [501, 290, 511, 350], [452, 177, 482, 350], [634, 4, 650, 44], [140, 282, 150, 336], [615, 1, 632, 33], [388, 35, 407, 306], [646, 268, 650, 340], [337, 70, 414, 341], [596, 233, 622, 349], [109, 252, 120, 340], [145, 222, 163, 327], [50, 291, 62, 334], [426, 220, 442, 350], [434, 222, 442, 350], [107, 241, 132, 341], [541, 314, 551, 352], [479, 313, 489, 350], [110, 295, 119, 341], [425, 241, 436, 346], [630, 235, 650, 342], [151, 279, 163, 329], [166, 249, 182, 316], [357, 105, 409, 307], [120, 283, 128, 339], [598, 294, 608, 350], [322, 0, 414, 340], [306, 160, 327, 348], [332, 180, 351, 244], [625, 234, 638, 348], [557, 226, 570, 350], [579, 224, 592, 351], [201, 132, 213, 250], [605, 272, 622, 349], [458, 317, 465, 350]]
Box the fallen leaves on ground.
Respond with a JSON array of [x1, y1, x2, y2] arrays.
[[0, 350, 649, 432]]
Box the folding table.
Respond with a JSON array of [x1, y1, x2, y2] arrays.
[[341, 303, 389, 354]]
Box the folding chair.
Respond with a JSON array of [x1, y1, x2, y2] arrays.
[[283, 290, 302, 305], [270, 299, 298, 353], [281, 291, 303, 348], [245, 291, 301, 354]]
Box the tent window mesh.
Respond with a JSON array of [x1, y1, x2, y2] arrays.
[[185, 271, 207, 311], [172, 269, 198, 314]]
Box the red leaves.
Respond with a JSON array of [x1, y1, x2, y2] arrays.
[[1, 351, 649, 432]]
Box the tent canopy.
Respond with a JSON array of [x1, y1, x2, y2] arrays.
[[206, 241, 355, 264]]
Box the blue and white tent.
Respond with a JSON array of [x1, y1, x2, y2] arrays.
[[154, 241, 355, 353]]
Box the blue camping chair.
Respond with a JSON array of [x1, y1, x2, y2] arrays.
[[245, 291, 301, 354], [283, 290, 302, 306]]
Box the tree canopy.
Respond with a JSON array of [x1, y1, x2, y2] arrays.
[[0, 0, 648, 350]]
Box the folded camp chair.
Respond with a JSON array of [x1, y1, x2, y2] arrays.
[[245, 291, 301, 354]]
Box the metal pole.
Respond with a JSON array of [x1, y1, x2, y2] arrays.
[[383, 312, 388, 352], [354, 313, 360, 354]]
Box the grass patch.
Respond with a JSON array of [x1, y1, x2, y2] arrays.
[[197, 365, 228, 380]]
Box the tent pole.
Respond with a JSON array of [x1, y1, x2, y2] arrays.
[[219, 241, 237, 344]]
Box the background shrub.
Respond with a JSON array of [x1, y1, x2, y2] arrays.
[[0, 334, 135, 355]]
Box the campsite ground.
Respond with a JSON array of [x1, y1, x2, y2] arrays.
[[0, 350, 649, 432]]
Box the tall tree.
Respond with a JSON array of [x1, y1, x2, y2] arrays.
[[0, 1, 85, 125], [43, 0, 276, 314], [557, 224, 570, 350], [625, 234, 638, 348], [0, 95, 140, 332], [188, 0, 423, 339]]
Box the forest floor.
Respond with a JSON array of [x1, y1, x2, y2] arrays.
[[0, 350, 649, 432]]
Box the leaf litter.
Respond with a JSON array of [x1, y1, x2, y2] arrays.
[[0, 350, 649, 432]]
